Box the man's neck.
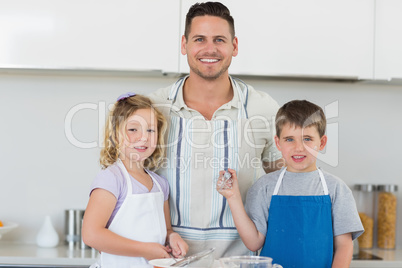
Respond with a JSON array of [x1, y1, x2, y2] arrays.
[[182, 74, 234, 119]]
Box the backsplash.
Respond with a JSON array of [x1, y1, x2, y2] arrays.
[[0, 71, 401, 249]]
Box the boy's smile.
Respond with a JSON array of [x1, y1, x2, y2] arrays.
[[275, 123, 327, 173]]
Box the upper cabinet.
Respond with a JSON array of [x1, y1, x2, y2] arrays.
[[180, 0, 374, 80], [375, 0, 402, 80], [5, 0, 402, 82], [0, 0, 180, 73]]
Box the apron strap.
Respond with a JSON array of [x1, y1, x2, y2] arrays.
[[231, 77, 249, 119], [116, 159, 133, 195], [147, 171, 163, 192], [273, 167, 287, 195], [116, 159, 164, 194], [273, 167, 329, 195], [317, 168, 329, 195], [168, 76, 186, 102]]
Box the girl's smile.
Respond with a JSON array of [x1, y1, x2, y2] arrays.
[[133, 146, 148, 153]]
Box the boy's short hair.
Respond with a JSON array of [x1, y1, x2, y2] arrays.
[[275, 100, 326, 138], [184, 2, 235, 39]]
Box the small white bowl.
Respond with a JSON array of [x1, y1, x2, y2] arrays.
[[149, 258, 177, 268], [0, 222, 18, 239]]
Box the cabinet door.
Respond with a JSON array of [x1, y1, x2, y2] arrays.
[[375, 0, 402, 80], [0, 0, 180, 73], [180, 0, 374, 79]]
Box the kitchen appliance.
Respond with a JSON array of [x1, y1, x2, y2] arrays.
[[64, 209, 86, 250]]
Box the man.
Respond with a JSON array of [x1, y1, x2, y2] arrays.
[[149, 2, 283, 258]]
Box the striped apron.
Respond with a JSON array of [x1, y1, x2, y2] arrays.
[[159, 76, 263, 257]]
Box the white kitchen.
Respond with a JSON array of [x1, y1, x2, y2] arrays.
[[0, 0, 402, 267]]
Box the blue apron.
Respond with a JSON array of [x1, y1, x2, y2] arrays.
[[260, 168, 334, 268]]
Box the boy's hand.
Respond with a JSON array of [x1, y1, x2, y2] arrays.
[[216, 168, 241, 201]]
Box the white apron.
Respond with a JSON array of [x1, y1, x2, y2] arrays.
[[160, 76, 263, 257], [96, 159, 167, 268]]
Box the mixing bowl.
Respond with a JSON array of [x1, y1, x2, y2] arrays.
[[219, 256, 283, 268]]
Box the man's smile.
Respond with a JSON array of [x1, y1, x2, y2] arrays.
[[200, 58, 220, 63]]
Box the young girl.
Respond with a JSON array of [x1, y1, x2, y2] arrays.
[[82, 92, 188, 267]]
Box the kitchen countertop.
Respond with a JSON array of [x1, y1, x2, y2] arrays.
[[0, 242, 98, 267], [1, 242, 402, 267], [351, 248, 402, 268]]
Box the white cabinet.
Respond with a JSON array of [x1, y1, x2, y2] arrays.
[[180, 0, 374, 79], [375, 0, 402, 80], [0, 0, 180, 73]]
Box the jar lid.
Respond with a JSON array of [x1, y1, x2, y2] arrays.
[[354, 184, 376, 192], [377, 184, 398, 192]]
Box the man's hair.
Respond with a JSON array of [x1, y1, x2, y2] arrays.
[[275, 100, 326, 138], [184, 2, 235, 39]]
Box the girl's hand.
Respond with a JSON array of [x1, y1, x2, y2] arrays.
[[216, 168, 241, 201], [167, 232, 188, 258], [143, 242, 171, 260]]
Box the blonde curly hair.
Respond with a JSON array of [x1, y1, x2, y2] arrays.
[[100, 94, 167, 170]]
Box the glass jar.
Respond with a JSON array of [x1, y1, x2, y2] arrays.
[[376, 184, 398, 249], [353, 184, 376, 249]]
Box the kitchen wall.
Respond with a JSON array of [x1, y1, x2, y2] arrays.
[[1, 71, 401, 248]]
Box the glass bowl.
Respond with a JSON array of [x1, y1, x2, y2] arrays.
[[219, 256, 283, 268]]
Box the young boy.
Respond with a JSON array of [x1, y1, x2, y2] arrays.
[[217, 100, 363, 268]]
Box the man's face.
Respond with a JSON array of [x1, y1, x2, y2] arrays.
[[181, 15, 238, 80]]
